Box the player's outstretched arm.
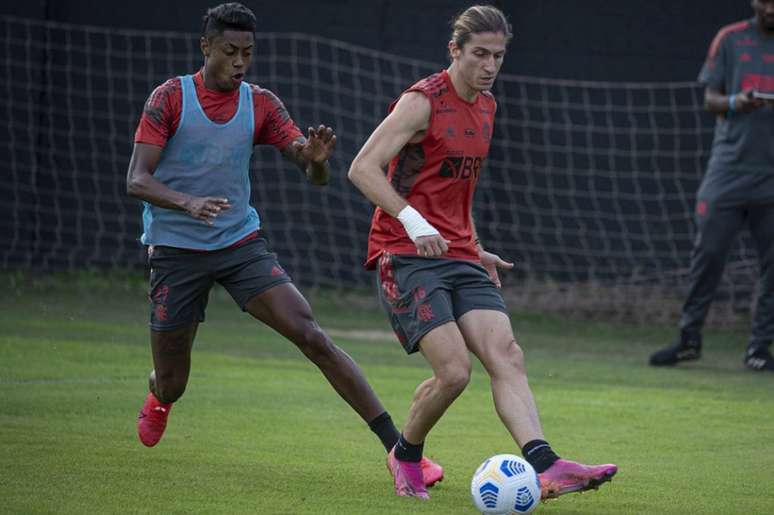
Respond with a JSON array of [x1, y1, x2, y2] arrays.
[[348, 92, 449, 258], [281, 125, 337, 186], [126, 142, 231, 225]]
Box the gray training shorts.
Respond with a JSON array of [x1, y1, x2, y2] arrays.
[[147, 235, 292, 331], [376, 252, 508, 354]]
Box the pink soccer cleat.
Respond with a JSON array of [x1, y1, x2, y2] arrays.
[[386, 448, 430, 499], [420, 456, 444, 487], [137, 392, 172, 447], [538, 458, 617, 499]]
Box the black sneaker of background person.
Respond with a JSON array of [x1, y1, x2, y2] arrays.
[[649, 331, 702, 366], [743, 343, 774, 372]]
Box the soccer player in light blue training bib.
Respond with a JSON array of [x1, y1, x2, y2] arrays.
[[126, 3, 442, 477]]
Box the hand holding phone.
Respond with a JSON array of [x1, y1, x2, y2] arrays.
[[752, 90, 774, 101]]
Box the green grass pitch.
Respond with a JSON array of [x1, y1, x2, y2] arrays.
[[1, 274, 772, 514]]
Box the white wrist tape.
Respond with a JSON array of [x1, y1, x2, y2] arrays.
[[397, 205, 440, 242]]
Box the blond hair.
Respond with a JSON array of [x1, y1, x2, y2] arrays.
[[450, 5, 513, 50]]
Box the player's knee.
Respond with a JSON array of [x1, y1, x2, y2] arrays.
[[502, 339, 527, 374], [695, 232, 730, 261], [298, 324, 336, 362], [437, 364, 471, 398]]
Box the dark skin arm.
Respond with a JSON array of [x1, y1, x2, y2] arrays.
[[126, 142, 231, 225], [281, 125, 337, 185], [705, 86, 765, 116]]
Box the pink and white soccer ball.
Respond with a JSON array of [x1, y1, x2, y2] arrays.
[[470, 454, 541, 514]]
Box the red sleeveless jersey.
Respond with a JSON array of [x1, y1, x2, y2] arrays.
[[365, 69, 497, 269]]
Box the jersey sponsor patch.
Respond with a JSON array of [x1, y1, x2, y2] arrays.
[[438, 156, 484, 180]]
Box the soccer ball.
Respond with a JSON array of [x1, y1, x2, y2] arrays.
[[470, 454, 541, 514]]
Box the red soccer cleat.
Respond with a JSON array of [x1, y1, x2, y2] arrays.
[[538, 458, 617, 499], [137, 392, 172, 447], [420, 456, 444, 487], [386, 447, 430, 499]]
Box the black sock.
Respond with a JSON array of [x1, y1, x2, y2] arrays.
[[522, 439, 560, 473], [394, 433, 423, 462], [367, 411, 400, 452]]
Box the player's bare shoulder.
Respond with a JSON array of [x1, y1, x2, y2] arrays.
[[391, 91, 432, 136], [394, 91, 432, 114], [143, 77, 182, 126]]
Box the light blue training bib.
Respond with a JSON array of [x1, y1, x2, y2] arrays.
[[141, 75, 259, 249]]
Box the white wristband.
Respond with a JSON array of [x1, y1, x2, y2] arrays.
[[396, 205, 440, 242]]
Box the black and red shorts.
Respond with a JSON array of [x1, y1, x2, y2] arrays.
[[147, 236, 291, 331], [376, 252, 508, 354]]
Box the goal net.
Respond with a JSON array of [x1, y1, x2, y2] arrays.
[[1, 16, 759, 323]]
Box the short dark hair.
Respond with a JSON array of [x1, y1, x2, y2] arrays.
[[201, 3, 257, 40], [450, 5, 513, 49]]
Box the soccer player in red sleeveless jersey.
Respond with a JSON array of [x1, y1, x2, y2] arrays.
[[127, 3, 443, 483], [349, 5, 617, 501]]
